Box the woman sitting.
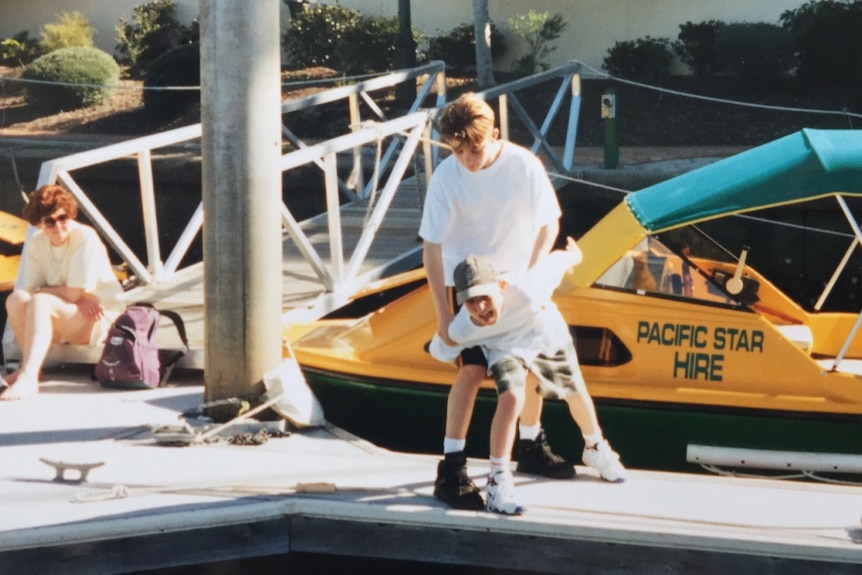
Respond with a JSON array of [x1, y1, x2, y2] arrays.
[[1, 184, 122, 400]]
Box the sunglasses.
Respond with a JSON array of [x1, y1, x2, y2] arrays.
[[42, 213, 70, 228]]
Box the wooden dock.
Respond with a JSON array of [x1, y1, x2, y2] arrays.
[[0, 365, 861, 574]]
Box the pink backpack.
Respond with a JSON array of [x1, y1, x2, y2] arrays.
[[95, 304, 188, 389]]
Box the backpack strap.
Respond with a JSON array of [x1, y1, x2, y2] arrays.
[[157, 309, 190, 350], [154, 308, 189, 386]]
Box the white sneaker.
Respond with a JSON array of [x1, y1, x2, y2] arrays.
[[582, 439, 627, 482], [485, 470, 527, 515]]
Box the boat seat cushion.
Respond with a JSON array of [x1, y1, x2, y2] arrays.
[[775, 324, 813, 354]]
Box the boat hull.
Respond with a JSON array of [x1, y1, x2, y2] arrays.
[[303, 367, 862, 475]]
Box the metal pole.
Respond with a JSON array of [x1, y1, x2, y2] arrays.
[[602, 88, 619, 169], [199, 0, 283, 420]]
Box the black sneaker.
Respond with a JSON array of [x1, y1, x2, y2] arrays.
[[514, 430, 576, 479], [433, 451, 485, 510]]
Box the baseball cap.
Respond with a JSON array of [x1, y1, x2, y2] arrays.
[[454, 255, 499, 305]]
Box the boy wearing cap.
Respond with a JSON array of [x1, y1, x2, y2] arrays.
[[420, 93, 572, 511], [430, 238, 627, 514]]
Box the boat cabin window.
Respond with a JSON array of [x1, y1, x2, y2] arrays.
[[570, 326, 631, 366], [594, 228, 752, 306]]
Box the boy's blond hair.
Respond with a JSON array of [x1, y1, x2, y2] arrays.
[[438, 93, 495, 149]]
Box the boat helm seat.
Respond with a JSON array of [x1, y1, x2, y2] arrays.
[[774, 324, 813, 355]]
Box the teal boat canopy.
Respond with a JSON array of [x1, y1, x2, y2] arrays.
[[627, 129, 862, 233]]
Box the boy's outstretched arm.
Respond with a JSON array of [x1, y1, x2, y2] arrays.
[[565, 235, 583, 262], [529, 236, 583, 298]]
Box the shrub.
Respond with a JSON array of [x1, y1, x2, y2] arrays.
[[333, 15, 424, 74], [603, 36, 673, 84], [508, 10, 567, 76], [780, 0, 862, 91], [427, 22, 507, 73], [673, 20, 722, 78], [143, 42, 200, 120], [0, 31, 43, 67], [39, 11, 95, 52], [714, 22, 794, 89], [116, 0, 198, 79], [283, 3, 362, 68], [22, 46, 119, 112]]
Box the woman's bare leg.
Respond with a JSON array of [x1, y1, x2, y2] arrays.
[[2, 291, 93, 400]]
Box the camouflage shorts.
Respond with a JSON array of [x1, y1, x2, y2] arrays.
[[489, 339, 586, 400]]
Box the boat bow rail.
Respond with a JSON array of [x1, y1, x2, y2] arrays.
[[6, 62, 585, 368]]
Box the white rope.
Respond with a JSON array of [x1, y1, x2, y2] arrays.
[[2, 58, 859, 120], [701, 463, 862, 486], [548, 171, 632, 196], [574, 59, 862, 122], [0, 75, 199, 91], [0, 68, 393, 92], [397, 129, 451, 150]]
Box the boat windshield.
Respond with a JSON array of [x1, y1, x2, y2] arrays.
[[595, 225, 743, 306]]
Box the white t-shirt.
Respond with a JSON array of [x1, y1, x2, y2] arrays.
[[22, 221, 123, 308], [419, 142, 561, 285], [430, 249, 580, 367]]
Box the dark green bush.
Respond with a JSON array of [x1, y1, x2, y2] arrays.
[[780, 0, 862, 91], [142, 42, 199, 120], [22, 46, 120, 112], [283, 3, 362, 68], [673, 20, 722, 77], [333, 15, 423, 74], [427, 22, 507, 73], [0, 31, 43, 66], [714, 22, 794, 89], [116, 0, 198, 79], [603, 36, 673, 83]]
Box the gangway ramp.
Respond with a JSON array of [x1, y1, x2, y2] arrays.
[[3, 61, 584, 370]]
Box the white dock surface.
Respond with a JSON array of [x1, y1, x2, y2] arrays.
[[1, 366, 861, 574]]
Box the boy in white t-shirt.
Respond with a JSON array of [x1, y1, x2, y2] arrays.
[[420, 93, 573, 511], [430, 237, 627, 514]]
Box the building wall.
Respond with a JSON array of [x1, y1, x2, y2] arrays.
[[0, 0, 806, 72], [340, 0, 808, 71]]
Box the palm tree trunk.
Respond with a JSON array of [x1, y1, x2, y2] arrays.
[[473, 0, 496, 87]]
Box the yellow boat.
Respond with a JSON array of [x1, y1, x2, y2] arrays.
[[284, 129, 862, 476], [0, 210, 28, 292]]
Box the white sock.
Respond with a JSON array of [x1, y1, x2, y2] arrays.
[[444, 437, 466, 455], [583, 432, 603, 449], [518, 423, 541, 441], [489, 456, 509, 476]]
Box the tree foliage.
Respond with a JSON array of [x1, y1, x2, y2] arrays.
[[508, 10, 567, 76], [40, 11, 96, 52]]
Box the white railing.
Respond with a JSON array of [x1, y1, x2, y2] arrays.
[[36, 125, 203, 285], [31, 61, 583, 303], [464, 61, 582, 176]]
